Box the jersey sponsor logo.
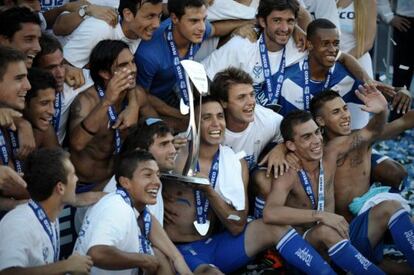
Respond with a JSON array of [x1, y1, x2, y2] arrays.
[[339, 11, 355, 19], [404, 230, 414, 251], [253, 63, 263, 79], [294, 247, 313, 267], [354, 253, 372, 270], [42, 247, 49, 262], [41, 0, 64, 10]]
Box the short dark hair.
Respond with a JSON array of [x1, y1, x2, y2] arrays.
[[194, 94, 221, 109], [118, 0, 162, 20], [120, 119, 172, 154], [26, 68, 57, 102], [115, 149, 155, 184], [168, 0, 206, 19], [0, 7, 41, 39], [257, 0, 300, 20], [307, 18, 337, 40], [0, 46, 26, 81], [89, 40, 129, 89], [310, 90, 341, 118], [280, 110, 313, 141], [33, 33, 62, 67], [210, 67, 253, 103], [24, 148, 70, 201]]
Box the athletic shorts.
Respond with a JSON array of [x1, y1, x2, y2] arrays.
[[350, 208, 384, 263], [176, 229, 252, 273]]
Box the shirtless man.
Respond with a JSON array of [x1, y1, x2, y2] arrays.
[[263, 84, 389, 274], [164, 96, 340, 274], [310, 90, 414, 272], [68, 40, 155, 191]]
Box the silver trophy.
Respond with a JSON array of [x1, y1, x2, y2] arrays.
[[160, 60, 211, 236], [160, 60, 210, 185]]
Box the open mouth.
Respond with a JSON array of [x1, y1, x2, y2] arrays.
[[146, 188, 159, 198], [208, 130, 222, 138]]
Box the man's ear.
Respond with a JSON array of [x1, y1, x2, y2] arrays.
[[315, 115, 325, 127], [55, 181, 65, 196], [258, 17, 266, 29], [122, 8, 134, 22], [171, 12, 179, 25], [220, 100, 227, 109], [118, 176, 131, 190], [307, 40, 313, 51], [98, 70, 111, 81], [0, 35, 11, 46], [285, 140, 296, 152]]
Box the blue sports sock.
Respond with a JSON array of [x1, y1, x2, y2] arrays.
[[388, 208, 414, 268], [276, 228, 336, 275], [328, 239, 384, 274], [254, 196, 265, 219]]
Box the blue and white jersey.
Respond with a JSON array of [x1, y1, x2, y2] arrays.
[[278, 58, 368, 129], [40, 0, 68, 11], [136, 18, 212, 106]]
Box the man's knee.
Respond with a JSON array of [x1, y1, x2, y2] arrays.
[[309, 225, 343, 248], [194, 264, 224, 275], [371, 200, 405, 223], [372, 159, 407, 187]]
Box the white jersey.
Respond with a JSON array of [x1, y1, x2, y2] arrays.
[[302, 0, 340, 28], [57, 69, 93, 144], [195, 0, 259, 62], [201, 36, 305, 106], [74, 192, 152, 275], [63, 18, 141, 68], [223, 105, 283, 170], [337, 2, 373, 78], [0, 203, 59, 270], [104, 176, 164, 226]]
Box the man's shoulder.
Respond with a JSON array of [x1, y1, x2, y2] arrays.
[[254, 105, 283, 126], [0, 203, 33, 229], [69, 17, 113, 39]]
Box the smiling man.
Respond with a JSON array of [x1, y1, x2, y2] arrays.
[[136, 0, 250, 131], [0, 7, 41, 68], [276, 19, 368, 128], [263, 84, 390, 274], [63, 0, 163, 69], [0, 46, 33, 212], [24, 68, 59, 149], [202, 0, 306, 108], [163, 96, 339, 274], [74, 150, 191, 275]]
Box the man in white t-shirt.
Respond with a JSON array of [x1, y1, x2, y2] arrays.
[[63, 0, 163, 68], [210, 67, 287, 220], [103, 118, 178, 225], [202, 0, 307, 108], [0, 148, 93, 274], [74, 150, 191, 275]]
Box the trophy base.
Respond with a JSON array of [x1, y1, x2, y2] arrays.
[[160, 173, 210, 186]]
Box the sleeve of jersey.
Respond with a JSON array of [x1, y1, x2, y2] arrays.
[[63, 19, 111, 68], [272, 112, 284, 143], [135, 45, 158, 91], [201, 36, 245, 80], [204, 20, 213, 39], [0, 217, 31, 269], [86, 203, 133, 250]]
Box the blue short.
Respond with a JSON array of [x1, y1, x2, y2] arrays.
[[371, 150, 389, 168], [350, 208, 384, 263], [176, 229, 252, 273]]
